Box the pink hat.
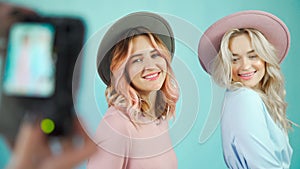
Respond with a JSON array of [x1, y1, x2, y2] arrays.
[[198, 10, 290, 74]]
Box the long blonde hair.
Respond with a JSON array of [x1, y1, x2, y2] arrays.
[[105, 26, 179, 125], [212, 28, 291, 132]]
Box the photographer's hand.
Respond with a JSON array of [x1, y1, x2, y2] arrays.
[[5, 118, 96, 169]]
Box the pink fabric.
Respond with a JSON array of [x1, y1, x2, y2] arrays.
[[87, 106, 178, 169]]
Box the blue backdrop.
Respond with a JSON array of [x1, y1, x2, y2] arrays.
[[1, 0, 299, 168]]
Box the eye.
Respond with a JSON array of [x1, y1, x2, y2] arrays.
[[249, 55, 258, 59], [132, 58, 142, 63], [231, 57, 239, 63], [151, 53, 161, 58]]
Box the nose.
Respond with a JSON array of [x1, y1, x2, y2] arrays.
[[240, 57, 251, 70], [143, 55, 157, 70]]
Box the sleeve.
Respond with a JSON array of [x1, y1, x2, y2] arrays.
[[222, 88, 283, 169], [87, 111, 132, 169], [87, 147, 129, 169]]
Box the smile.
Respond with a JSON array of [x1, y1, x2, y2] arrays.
[[143, 72, 161, 81], [238, 71, 257, 80]]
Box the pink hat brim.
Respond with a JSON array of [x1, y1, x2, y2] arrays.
[[198, 10, 290, 74]]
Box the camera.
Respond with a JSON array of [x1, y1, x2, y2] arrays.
[[0, 12, 85, 141]]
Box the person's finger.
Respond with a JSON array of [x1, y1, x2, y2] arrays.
[[37, 117, 96, 169], [13, 122, 42, 156], [40, 136, 97, 169], [59, 117, 83, 152], [8, 121, 50, 169]]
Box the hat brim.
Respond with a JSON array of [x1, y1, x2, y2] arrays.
[[97, 12, 175, 85], [198, 10, 290, 74]]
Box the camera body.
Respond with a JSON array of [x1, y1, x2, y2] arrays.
[[0, 14, 85, 141]]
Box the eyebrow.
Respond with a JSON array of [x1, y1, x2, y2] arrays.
[[232, 49, 255, 56], [130, 49, 157, 58]]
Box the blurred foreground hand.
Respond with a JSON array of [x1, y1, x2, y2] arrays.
[[5, 118, 96, 169]]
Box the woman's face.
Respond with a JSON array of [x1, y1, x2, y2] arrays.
[[126, 35, 167, 95], [229, 33, 265, 88]]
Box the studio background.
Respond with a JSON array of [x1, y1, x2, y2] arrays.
[[0, 0, 299, 168]]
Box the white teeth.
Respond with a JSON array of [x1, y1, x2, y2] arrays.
[[239, 72, 255, 77], [241, 73, 252, 77], [144, 73, 158, 79]]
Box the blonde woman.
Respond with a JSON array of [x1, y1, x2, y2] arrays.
[[198, 10, 292, 168], [88, 12, 179, 169]]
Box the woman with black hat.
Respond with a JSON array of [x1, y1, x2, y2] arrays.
[[198, 10, 293, 168], [88, 12, 179, 169]]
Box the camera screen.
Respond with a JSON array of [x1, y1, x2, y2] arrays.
[[2, 22, 56, 98]]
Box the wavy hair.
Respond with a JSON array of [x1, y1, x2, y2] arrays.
[[212, 28, 291, 132], [105, 26, 179, 125]]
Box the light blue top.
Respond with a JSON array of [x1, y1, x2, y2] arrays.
[[221, 87, 292, 169]]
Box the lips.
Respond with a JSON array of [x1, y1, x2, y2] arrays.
[[238, 71, 257, 80], [143, 72, 161, 81]]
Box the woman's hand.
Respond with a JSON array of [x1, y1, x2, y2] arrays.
[[6, 118, 96, 169]]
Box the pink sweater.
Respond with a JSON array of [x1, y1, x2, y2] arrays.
[[87, 106, 178, 169]]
